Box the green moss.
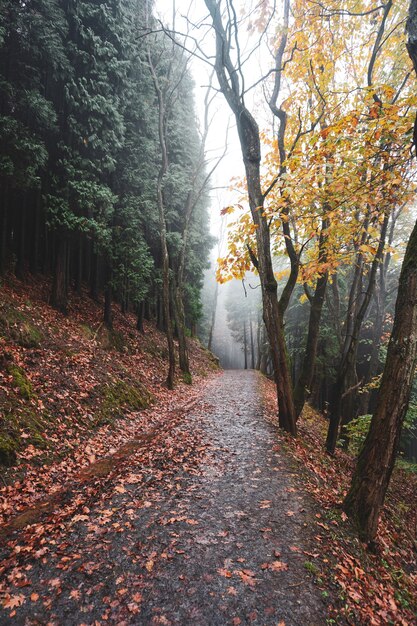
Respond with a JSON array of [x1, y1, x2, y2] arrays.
[[8, 364, 33, 400], [97, 378, 154, 426], [17, 322, 43, 348], [201, 346, 220, 370], [304, 560, 320, 575], [108, 330, 125, 352], [182, 371, 192, 385], [0, 407, 50, 463], [396, 458, 417, 474], [0, 433, 18, 466], [0, 304, 43, 348], [0, 368, 50, 465], [80, 324, 95, 339]]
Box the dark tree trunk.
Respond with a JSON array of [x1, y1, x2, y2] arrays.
[[156, 292, 164, 331], [174, 191, 193, 380], [104, 267, 113, 330], [51, 234, 68, 314], [358, 286, 384, 416], [0, 185, 8, 275], [74, 234, 82, 295], [32, 190, 42, 273], [207, 278, 219, 352], [250, 319, 255, 369], [175, 285, 190, 378], [256, 317, 262, 370], [90, 248, 99, 302], [326, 213, 389, 454], [148, 47, 175, 390], [359, 211, 397, 416], [293, 270, 329, 417], [343, 218, 417, 542], [294, 217, 329, 417], [342, 0, 417, 543], [144, 299, 151, 321], [243, 319, 248, 369], [137, 301, 145, 334], [16, 199, 26, 280], [205, 0, 297, 436]]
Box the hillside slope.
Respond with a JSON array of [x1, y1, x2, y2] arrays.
[[0, 276, 218, 526]]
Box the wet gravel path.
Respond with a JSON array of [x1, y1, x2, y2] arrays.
[[0, 370, 328, 625]]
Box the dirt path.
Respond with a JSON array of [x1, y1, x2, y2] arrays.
[[0, 371, 328, 625]]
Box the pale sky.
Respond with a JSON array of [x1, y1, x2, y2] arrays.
[[153, 0, 274, 241]]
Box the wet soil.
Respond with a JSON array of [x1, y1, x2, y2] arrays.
[[0, 370, 329, 625]]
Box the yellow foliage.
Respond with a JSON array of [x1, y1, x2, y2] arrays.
[[217, 0, 416, 289]]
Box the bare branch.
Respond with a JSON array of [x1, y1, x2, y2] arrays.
[[306, 0, 386, 18], [368, 0, 393, 92]]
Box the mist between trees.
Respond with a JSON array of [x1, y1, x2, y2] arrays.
[[3, 0, 417, 547]]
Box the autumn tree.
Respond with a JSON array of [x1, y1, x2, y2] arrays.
[[203, 0, 302, 435], [213, 0, 415, 444], [340, 0, 417, 543]]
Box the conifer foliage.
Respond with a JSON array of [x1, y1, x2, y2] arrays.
[[0, 0, 211, 342]]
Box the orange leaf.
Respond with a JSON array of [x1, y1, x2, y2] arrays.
[[269, 561, 289, 572], [3, 594, 25, 609], [217, 568, 232, 578]]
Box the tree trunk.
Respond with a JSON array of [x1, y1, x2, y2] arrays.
[[293, 217, 329, 417], [174, 285, 190, 379], [205, 0, 297, 436], [342, 0, 417, 543], [358, 284, 384, 416], [175, 191, 193, 379], [32, 190, 42, 273], [90, 247, 99, 302], [137, 301, 145, 334], [243, 319, 248, 369], [343, 218, 417, 542], [250, 319, 255, 369], [0, 184, 8, 275], [104, 263, 113, 330], [207, 278, 219, 352], [51, 234, 68, 314], [359, 211, 398, 416], [326, 212, 389, 453], [156, 291, 164, 331], [16, 198, 26, 280], [74, 234, 82, 295], [148, 46, 175, 390]]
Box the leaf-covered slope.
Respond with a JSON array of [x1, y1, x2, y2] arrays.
[[0, 275, 218, 523], [260, 376, 417, 625]]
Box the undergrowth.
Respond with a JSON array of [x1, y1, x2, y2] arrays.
[[260, 375, 417, 625]]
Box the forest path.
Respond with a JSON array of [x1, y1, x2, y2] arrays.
[[0, 370, 328, 625]]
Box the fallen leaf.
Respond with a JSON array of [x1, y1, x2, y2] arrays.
[[236, 570, 256, 587], [3, 594, 25, 609], [269, 561, 289, 572], [217, 568, 232, 578], [289, 546, 301, 553]]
